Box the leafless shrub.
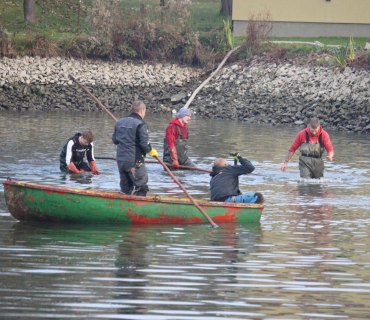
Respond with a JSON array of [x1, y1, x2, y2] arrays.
[[62, 35, 91, 59], [85, 0, 121, 58], [243, 12, 272, 55], [82, 0, 210, 64], [264, 45, 288, 62], [349, 51, 370, 70], [24, 34, 59, 57], [0, 27, 15, 57]]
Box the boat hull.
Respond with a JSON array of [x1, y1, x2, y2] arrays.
[[3, 180, 263, 225]]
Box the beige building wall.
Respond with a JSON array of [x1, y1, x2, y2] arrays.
[[233, 0, 370, 37]]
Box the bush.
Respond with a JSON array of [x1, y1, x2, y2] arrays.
[[79, 0, 214, 64], [0, 27, 15, 57], [241, 13, 272, 56]]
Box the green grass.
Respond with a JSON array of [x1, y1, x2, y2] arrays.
[[118, 0, 157, 10], [1, 0, 224, 38], [271, 37, 369, 47], [0, 0, 25, 32], [1, 0, 369, 65], [2, 1, 368, 45], [190, 0, 224, 32], [0, 0, 227, 60], [0, 0, 90, 37]]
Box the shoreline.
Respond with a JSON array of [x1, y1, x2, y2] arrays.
[[0, 56, 369, 133]]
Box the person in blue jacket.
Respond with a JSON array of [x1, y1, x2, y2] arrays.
[[210, 153, 264, 204]]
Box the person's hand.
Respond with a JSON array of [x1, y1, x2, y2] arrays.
[[172, 159, 179, 169], [89, 161, 100, 175], [67, 162, 80, 174], [148, 148, 159, 158], [230, 152, 241, 162], [326, 154, 333, 161], [281, 161, 288, 172], [169, 147, 179, 169]]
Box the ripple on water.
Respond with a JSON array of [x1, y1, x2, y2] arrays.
[[1, 112, 370, 319]]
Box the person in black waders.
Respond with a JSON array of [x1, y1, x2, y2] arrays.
[[112, 100, 158, 196], [281, 117, 335, 179], [60, 130, 100, 175], [163, 107, 195, 170]]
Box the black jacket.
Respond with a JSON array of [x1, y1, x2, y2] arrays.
[[112, 113, 152, 170], [210, 157, 255, 201], [60, 132, 94, 172]]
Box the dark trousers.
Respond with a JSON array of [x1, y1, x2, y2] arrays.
[[117, 162, 149, 196]]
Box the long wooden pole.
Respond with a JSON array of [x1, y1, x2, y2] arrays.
[[154, 157, 218, 228], [68, 75, 117, 122], [183, 46, 240, 109], [95, 156, 211, 173], [146, 161, 211, 173], [69, 75, 218, 228]]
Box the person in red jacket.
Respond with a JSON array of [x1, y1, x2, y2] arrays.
[[281, 118, 334, 179], [163, 107, 195, 169]]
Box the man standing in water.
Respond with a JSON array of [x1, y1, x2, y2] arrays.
[[112, 100, 158, 196], [281, 118, 334, 179], [163, 107, 195, 169]]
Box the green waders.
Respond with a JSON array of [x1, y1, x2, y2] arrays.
[[163, 138, 195, 167], [299, 139, 325, 179]]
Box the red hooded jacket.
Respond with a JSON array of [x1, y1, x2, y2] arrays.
[[289, 126, 334, 153], [165, 118, 189, 149]]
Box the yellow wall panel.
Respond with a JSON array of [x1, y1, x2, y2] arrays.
[[233, 0, 370, 24]]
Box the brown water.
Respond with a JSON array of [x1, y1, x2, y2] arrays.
[[1, 111, 370, 319]]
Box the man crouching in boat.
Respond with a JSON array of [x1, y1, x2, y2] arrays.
[[60, 130, 100, 175], [210, 154, 264, 204]]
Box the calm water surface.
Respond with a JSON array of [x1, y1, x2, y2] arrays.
[[1, 111, 370, 319]]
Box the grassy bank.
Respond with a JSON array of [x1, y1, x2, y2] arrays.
[[1, 0, 369, 69], [0, 0, 224, 39]]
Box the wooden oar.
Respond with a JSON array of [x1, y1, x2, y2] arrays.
[[69, 75, 218, 228], [154, 156, 218, 228], [183, 46, 240, 109], [147, 161, 211, 173], [68, 75, 117, 122], [95, 156, 211, 173]]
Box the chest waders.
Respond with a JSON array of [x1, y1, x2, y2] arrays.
[[163, 127, 195, 166], [59, 135, 91, 173], [298, 132, 325, 179]]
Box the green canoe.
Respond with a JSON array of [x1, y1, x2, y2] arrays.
[[3, 179, 263, 225]]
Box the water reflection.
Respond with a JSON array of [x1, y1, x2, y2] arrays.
[[110, 224, 264, 318], [1, 111, 370, 319], [60, 172, 94, 185]]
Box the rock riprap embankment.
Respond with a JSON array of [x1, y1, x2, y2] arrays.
[[0, 56, 200, 113], [1, 56, 369, 133], [191, 62, 370, 133]]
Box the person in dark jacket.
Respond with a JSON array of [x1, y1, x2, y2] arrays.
[[112, 100, 158, 196], [163, 107, 194, 169], [60, 130, 100, 174], [210, 154, 264, 204]]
